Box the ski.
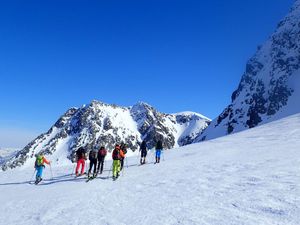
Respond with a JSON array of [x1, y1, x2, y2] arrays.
[[75, 172, 87, 178], [34, 178, 43, 185], [86, 178, 93, 182], [112, 173, 120, 181], [86, 175, 97, 182]]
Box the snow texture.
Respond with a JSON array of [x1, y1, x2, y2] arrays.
[[0, 113, 299, 225]]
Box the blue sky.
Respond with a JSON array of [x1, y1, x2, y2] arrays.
[[0, 0, 294, 148]]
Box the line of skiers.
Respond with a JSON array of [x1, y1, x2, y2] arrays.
[[33, 140, 164, 184], [74, 145, 108, 178]]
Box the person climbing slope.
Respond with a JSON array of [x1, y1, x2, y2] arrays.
[[120, 143, 127, 171], [97, 146, 107, 174], [112, 144, 124, 180], [88, 148, 98, 178], [155, 140, 163, 164], [75, 147, 87, 177], [139, 140, 147, 165], [34, 154, 50, 184]]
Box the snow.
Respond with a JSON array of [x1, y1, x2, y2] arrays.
[[0, 148, 19, 165], [1, 113, 300, 225], [172, 111, 211, 121], [0, 148, 19, 157], [21, 127, 61, 169], [197, 0, 300, 142]]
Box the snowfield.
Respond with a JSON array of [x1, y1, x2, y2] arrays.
[[0, 114, 300, 225]]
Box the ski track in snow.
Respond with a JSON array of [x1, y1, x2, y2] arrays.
[[1, 114, 300, 225]]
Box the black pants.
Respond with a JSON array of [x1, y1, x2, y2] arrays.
[[97, 156, 105, 174], [120, 158, 124, 170], [88, 159, 97, 175], [140, 150, 147, 164]]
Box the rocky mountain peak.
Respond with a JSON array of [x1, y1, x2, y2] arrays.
[[197, 0, 300, 142], [1, 101, 210, 171]]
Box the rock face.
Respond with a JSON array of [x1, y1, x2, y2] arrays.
[[1, 101, 210, 170], [196, 0, 300, 142]]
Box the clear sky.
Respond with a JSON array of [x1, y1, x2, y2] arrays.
[[0, 0, 294, 148]]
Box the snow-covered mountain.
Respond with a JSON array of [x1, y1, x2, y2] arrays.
[[1, 101, 210, 171], [0, 148, 19, 166], [1, 112, 299, 225], [196, 0, 300, 141]]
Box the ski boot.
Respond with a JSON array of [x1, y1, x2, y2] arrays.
[[35, 177, 42, 185]]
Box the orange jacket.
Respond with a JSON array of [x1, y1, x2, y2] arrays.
[[120, 149, 125, 158], [42, 157, 50, 165]]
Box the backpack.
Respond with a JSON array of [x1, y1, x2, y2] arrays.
[[99, 148, 107, 157], [112, 149, 120, 160], [89, 151, 97, 160], [140, 141, 147, 151], [121, 144, 127, 154], [36, 155, 43, 166], [76, 147, 85, 159], [156, 140, 163, 150]]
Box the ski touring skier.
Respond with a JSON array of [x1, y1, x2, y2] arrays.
[[120, 143, 127, 171], [155, 140, 163, 164], [88, 148, 98, 178], [97, 146, 107, 174], [75, 147, 87, 177], [34, 154, 50, 184], [112, 144, 124, 180], [139, 140, 147, 165]]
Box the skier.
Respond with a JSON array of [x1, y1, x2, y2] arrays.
[[139, 140, 147, 165], [34, 154, 50, 184], [120, 143, 127, 171], [75, 147, 87, 177], [88, 148, 98, 178], [155, 140, 163, 164], [112, 144, 124, 180], [97, 146, 107, 174]]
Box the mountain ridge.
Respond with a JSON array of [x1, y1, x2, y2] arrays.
[[1, 100, 210, 171], [196, 0, 300, 142]]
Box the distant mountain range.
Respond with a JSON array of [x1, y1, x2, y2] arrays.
[[1, 101, 210, 170]]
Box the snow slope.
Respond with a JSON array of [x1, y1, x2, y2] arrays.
[[0, 113, 299, 225], [196, 0, 300, 142]]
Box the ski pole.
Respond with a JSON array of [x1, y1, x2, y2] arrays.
[[136, 150, 140, 165], [126, 157, 128, 168], [162, 150, 165, 161], [85, 160, 88, 175], [152, 149, 156, 163], [107, 163, 112, 179], [49, 164, 54, 180], [122, 160, 125, 176], [71, 163, 76, 176], [29, 169, 36, 183]]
